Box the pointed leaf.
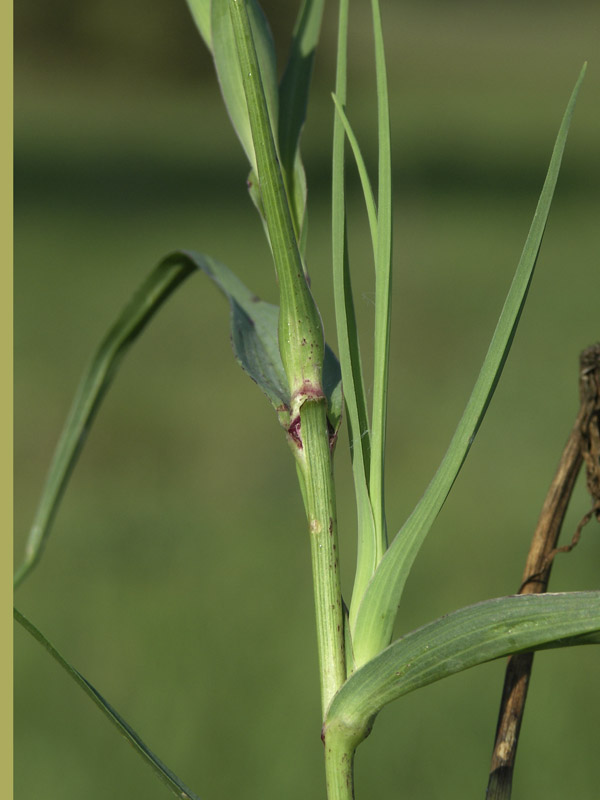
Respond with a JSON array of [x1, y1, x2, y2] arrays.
[[190, 250, 289, 421], [188, 249, 341, 434], [278, 0, 325, 242], [15, 608, 202, 800], [228, 0, 328, 427], [278, 0, 324, 173], [326, 592, 600, 746], [331, 0, 377, 634], [211, 0, 279, 175], [351, 64, 587, 667], [332, 94, 377, 248], [14, 250, 342, 587], [368, 0, 393, 564], [186, 0, 213, 51], [14, 253, 198, 588]]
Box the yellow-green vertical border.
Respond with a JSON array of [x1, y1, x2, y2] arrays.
[[2, 0, 14, 796]]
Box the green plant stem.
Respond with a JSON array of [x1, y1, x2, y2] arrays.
[[300, 399, 346, 717], [229, 0, 325, 417], [229, 8, 347, 779], [323, 728, 356, 800]]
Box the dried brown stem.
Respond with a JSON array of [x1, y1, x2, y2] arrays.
[[486, 343, 600, 800]]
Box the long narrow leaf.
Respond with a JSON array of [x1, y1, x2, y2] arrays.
[[211, 0, 279, 175], [14, 249, 343, 588], [278, 0, 325, 244], [278, 0, 324, 170], [185, 0, 212, 51], [228, 0, 326, 419], [331, 94, 378, 248], [14, 254, 197, 588], [326, 592, 600, 746], [15, 608, 202, 800], [352, 64, 587, 667], [331, 0, 376, 645], [369, 0, 393, 569]]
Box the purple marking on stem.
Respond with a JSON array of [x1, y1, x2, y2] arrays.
[[288, 415, 302, 448], [290, 383, 325, 407], [327, 418, 339, 451]]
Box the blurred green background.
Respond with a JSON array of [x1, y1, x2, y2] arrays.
[[14, 1, 600, 798]]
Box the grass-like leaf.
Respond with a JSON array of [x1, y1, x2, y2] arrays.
[[331, 1, 393, 629], [211, 0, 279, 176], [14, 608, 202, 800], [368, 0, 393, 566], [189, 2, 322, 255], [278, 0, 325, 244], [351, 64, 588, 668], [14, 253, 197, 588], [325, 591, 600, 747], [331, 94, 377, 249], [278, 0, 324, 171], [14, 249, 343, 588], [219, 255, 341, 432], [331, 0, 376, 645], [185, 0, 212, 51], [228, 0, 325, 416]]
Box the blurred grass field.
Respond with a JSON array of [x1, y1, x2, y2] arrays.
[[14, 2, 600, 798]]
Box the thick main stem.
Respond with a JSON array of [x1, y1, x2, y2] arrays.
[[300, 399, 346, 717], [323, 728, 355, 800], [301, 399, 353, 799], [228, 3, 350, 794]]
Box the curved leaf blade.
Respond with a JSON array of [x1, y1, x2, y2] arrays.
[[326, 592, 600, 745], [15, 608, 202, 800], [187, 250, 289, 418], [331, 0, 376, 642], [186, 0, 212, 51], [352, 64, 587, 667], [278, 0, 324, 173], [14, 253, 198, 588], [278, 0, 325, 243], [368, 0, 393, 568], [211, 0, 279, 175], [331, 94, 377, 248], [228, 0, 327, 420], [14, 250, 342, 587], [192, 247, 342, 435]]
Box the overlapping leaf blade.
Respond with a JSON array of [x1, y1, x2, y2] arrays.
[[211, 0, 279, 175], [368, 0, 393, 569], [185, 0, 212, 51], [14, 249, 342, 587], [14, 253, 198, 587], [331, 94, 377, 248], [191, 2, 325, 258], [331, 0, 377, 649], [326, 592, 600, 745], [278, 0, 325, 244], [351, 64, 588, 667]]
